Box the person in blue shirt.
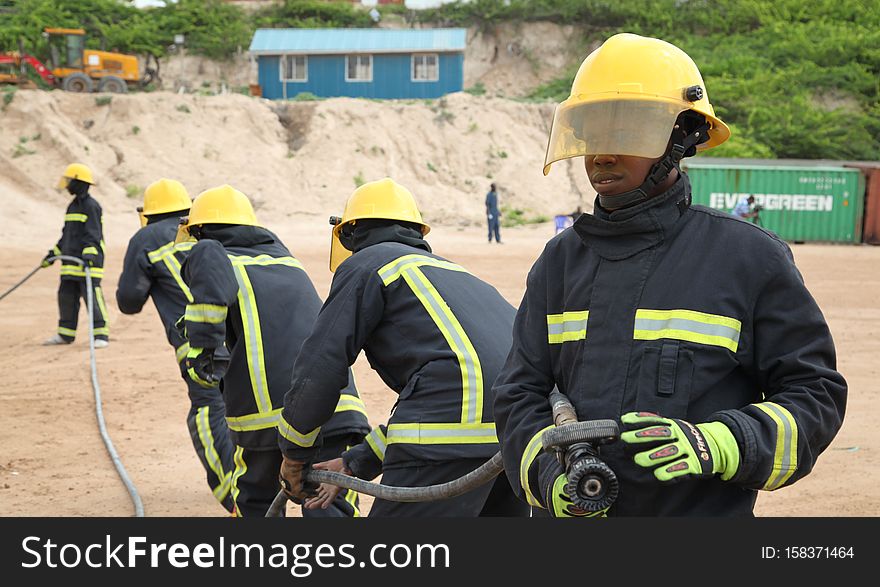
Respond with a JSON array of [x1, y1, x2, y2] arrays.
[[732, 195, 757, 220], [485, 183, 502, 243]]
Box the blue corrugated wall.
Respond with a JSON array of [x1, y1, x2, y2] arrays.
[[258, 53, 463, 99]]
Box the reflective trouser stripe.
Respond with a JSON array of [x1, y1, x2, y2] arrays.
[[520, 425, 555, 507], [379, 254, 482, 425], [185, 303, 228, 324], [277, 414, 319, 448], [364, 427, 387, 462], [95, 286, 109, 328], [334, 394, 368, 417], [226, 408, 283, 432], [196, 406, 232, 501], [93, 327, 109, 337], [753, 402, 799, 490], [547, 311, 588, 344], [230, 446, 247, 518], [344, 489, 360, 517], [65, 213, 87, 222], [231, 263, 272, 414], [176, 342, 191, 364], [386, 422, 498, 445], [633, 309, 742, 352], [148, 241, 194, 303], [58, 326, 77, 337]]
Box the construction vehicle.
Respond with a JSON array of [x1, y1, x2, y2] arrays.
[[41, 27, 158, 93], [0, 28, 158, 93]]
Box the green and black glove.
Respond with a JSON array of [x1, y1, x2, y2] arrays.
[[540, 459, 608, 518], [186, 346, 222, 388], [620, 412, 740, 483], [40, 249, 57, 268]]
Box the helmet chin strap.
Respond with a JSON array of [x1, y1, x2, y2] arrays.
[[597, 120, 710, 211]]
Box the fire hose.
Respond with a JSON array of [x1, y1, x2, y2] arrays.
[[1, 256, 145, 517], [266, 390, 619, 517]]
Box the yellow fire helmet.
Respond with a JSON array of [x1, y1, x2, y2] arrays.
[[329, 178, 430, 272], [543, 33, 730, 176], [57, 163, 95, 189], [142, 178, 192, 217], [176, 184, 260, 243]]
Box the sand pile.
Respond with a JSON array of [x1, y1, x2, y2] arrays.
[[0, 89, 593, 247]]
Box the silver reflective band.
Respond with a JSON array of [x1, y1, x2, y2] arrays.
[[633, 309, 741, 351]]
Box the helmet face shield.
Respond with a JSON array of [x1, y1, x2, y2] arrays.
[[543, 99, 685, 175]]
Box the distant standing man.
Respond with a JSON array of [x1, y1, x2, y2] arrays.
[[732, 195, 757, 221], [116, 178, 236, 513], [42, 163, 110, 348], [486, 183, 502, 243]]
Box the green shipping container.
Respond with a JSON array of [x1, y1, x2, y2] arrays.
[[682, 161, 865, 243]]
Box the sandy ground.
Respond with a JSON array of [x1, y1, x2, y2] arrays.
[[0, 217, 876, 517]]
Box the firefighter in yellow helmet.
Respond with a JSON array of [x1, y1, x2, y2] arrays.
[[277, 178, 529, 517], [43, 163, 110, 347], [177, 185, 370, 517], [115, 179, 236, 513], [493, 34, 846, 516]]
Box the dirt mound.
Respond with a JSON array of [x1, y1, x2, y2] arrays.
[[0, 89, 593, 247]]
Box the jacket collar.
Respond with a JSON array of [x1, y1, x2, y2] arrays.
[[573, 174, 692, 260]]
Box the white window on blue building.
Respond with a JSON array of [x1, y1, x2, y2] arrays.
[[346, 54, 372, 82], [412, 54, 439, 82], [281, 55, 307, 82]]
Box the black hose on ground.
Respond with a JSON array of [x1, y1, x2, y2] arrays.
[[0, 264, 43, 302], [266, 451, 504, 517]]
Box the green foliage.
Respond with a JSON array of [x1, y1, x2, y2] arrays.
[[176, 104, 191, 114], [500, 205, 548, 227], [254, 0, 373, 29], [291, 91, 319, 102], [125, 184, 141, 199], [353, 171, 365, 187], [131, 125, 140, 135], [95, 95, 112, 106], [464, 82, 486, 96]]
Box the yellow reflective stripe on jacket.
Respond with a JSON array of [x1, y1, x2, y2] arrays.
[[230, 262, 273, 414], [364, 427, 387, 462], [228, 254, 305, 270], [52, 245, 62, 255], [335, 394, 368, 417], [185, 303, 228, 324], [60, 266, 104, 278], [520, 425, 555, 507], [378, 254, 470, 286], [379, 254, 484, 424], [175, 342, 191, 363], [278, 414, 320, 448], [81, 246, 99, 256], [752, 402, 799, 490], [196, 406, 232, 501], [65, 213, 87, 222], [633, 309, 742, 352], [386, 422, 498, 445], [547, 310, 589, 344], [147, 241, 194, 303], [226, 407, 283, 432]]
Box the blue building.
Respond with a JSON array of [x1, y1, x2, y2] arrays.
[[249, 28, 467, 100]]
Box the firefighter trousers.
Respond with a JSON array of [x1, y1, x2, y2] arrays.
[[186, 381, 236, 513], [232, 435, 362, 518], [368, 458, 530, 517], [57, 278, 109, 341]]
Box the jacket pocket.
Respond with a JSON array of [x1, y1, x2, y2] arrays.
[[635, 341, 694, 419], [390, 373, 420, 417]]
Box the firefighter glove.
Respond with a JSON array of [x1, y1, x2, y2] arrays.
[[279, 456, 319, 504], [186, 346, 221, 388], [541, 459, 607, 518], [41, 250, 56, 268], [620, 412, 740, 483]]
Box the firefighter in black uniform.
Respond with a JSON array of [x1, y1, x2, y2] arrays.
[[178, 185, 371, 517], [493, 33, 847, 517], [276, 178, 529, 517], [116, 178, 236, 513], [43, 163, 110, 347]]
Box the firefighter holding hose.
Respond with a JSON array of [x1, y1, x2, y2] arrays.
[[492, 34, 847, 517]]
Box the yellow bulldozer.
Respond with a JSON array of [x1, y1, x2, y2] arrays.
[[41, 27, 158, 92]]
